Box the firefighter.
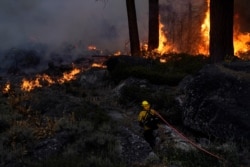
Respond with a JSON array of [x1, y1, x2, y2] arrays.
[[138, 100, 160, 148]]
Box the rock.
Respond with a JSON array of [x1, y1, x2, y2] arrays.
[[176, 63, 250, 141], [117, 126, 153, 165]]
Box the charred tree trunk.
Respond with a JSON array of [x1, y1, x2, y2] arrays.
[[209, 0, 234, 63], [148, 0, 159, 51], [126, 0, 140, 56]]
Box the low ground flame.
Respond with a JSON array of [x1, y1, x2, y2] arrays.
[[21, 68, 81, 92]]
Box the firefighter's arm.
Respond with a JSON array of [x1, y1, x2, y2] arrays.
[[138, 111, 145, 127]]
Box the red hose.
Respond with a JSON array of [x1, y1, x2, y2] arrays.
[[156, 112, 226, 161]]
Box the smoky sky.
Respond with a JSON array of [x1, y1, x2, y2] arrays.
[[0, 0, 249, 53], [0, 0, 148, 52], [234, 0, 250, 33]]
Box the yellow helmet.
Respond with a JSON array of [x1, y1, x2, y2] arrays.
[[141, 100, 150, 107]]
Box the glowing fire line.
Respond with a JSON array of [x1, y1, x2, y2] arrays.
[[21, 68, 80, 92], [3, 61, 109, 93]]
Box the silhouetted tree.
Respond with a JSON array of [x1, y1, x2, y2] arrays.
[[148, 0, 159, 51], [126, 0, 140, 56], [209, 0, 234, 63]]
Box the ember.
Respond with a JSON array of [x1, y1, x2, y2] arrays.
[[113, 51, 122, 56], [2, 82, 11, 94]]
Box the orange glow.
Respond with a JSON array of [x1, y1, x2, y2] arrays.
[[41, 74, 55, 85], [141, 43, 148, 51], [22, 78, 42, 92], [58, 68, 81, 84], [156, 18, 175, 55], [198, 0, 250, 57], [198, 0, 210, 55], [2, 82, 11, 94], [21, 74, 56, 92], [113, 51, 121, 56], [234, 14, 250, 57], [87, 45, 97, 50], [91, 63, 107, 68], [157, 20, 167, 54], [157, 0, 249, 58], [21, 68, 81, 92], [159, 58, 167, 63], [234, 32, 250, 56]]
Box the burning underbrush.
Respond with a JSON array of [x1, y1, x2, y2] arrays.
[[0, 70, 124, 167], [0, 52, 123, 166]]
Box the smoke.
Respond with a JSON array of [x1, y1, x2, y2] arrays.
[[0, 0, 248, 71], [235, 0, 250, 33], [0, 0, 148, 52], [0, 0, 149, 73]]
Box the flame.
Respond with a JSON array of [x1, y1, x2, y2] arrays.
[[22, 78, 42, 92], [234, 14, 250, 57], [2, 82, 11, 94], [21, 68, 81, 92], [157, 21, 167, 54], [199, 0, 250, 57], [198, 0, 210, 55], [157, 0, 249, 58], [156, 19, 173, 55], [91, 63, 107, 68], [21, 74, 57, 91], [41, 74, 56, 85], [234, 32, 250, 56], [58, 68, 81, 84]]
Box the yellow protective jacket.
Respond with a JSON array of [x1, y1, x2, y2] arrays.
[[138, 109, 158, 130]]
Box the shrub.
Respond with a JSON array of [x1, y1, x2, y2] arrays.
[[106, 54, 207, 86]]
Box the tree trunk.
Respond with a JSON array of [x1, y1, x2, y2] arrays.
[[126, 0, 140, 56], [209, 0, 234, 63], [148, 0, 159, 51]]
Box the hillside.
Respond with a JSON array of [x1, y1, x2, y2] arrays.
[[0, 55, 249, 167]]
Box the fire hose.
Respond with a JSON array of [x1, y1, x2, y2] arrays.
[[156, 112, 226, 162]]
